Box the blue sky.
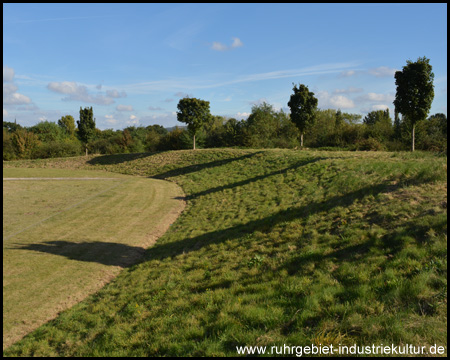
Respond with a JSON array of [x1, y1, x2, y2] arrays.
[[3, 3, 447, 130]]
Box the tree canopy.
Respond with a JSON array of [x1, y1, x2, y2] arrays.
[[177, 97, 212, 150], [393, 56, 434, 151], [76, 107, 96, 155], [287, 83, 318, 147]]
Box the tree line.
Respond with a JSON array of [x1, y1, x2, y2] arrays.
[[3, 57, 446, 160]]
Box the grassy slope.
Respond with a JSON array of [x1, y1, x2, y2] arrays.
[[3, 149, 447, 356]]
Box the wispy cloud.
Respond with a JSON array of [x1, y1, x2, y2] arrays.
[[119, 62, 360, 94], [368, 66, 398, 78], [116, 104, 133, 112], [333, 87, 363, 95], [356, 92, 395, 103]]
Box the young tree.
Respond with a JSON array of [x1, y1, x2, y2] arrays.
[[393, 56, 434, 151], [76, 107, 96, 155], [176, 97, 212, 150], [287, 83, 318, 147]]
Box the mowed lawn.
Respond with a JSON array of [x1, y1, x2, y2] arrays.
[[3, 168, 185, 349], [3, 149, 447, 356]]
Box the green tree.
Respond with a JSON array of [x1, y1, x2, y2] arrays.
[[3, 129, 16, 160], [176, 97, 212, 150], [76, 107, 96, 155], [287, 83, 318, 147], [335, 109, 344, 129], [415, 113, 447, 152], [3, 120, 23, 133], [29, 121, 65, 143], [363, 109, 393, 144], [58, 115, 76, 137], [11, 128, 41, 159], [223, 118, 244, 147], [393, 56, 434, 151]]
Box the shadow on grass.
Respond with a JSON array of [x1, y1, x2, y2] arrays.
[[146, 174, 432, 263], [87, 152, 156, 166], [151, 151, 265, 180], [10, 240, 146, 268], [185, 156, 326, 200]]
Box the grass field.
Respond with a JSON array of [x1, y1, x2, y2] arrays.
[[3, 167, 185, 350], [3, 149, 447, 356]]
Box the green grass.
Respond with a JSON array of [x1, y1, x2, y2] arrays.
[[3, 168, 184, 350], [3, 149, 447, 356]]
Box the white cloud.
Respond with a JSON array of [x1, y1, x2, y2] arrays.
[[330, 95, 355, 109], [47, 81, 125, 105], [368, 66, 397, 78], [3, 65, 15, 82], [174, 91, 192, 98], [47, 81, 80, 95], [116, 62, 359, 94], [231, 37, 243, 48], [317, 91, 355, 109], [3, 65, 33, 105], [371, 104, 390, 111], [333, 87, 363, 94], [4, 92, 32, 105], [211, 37, 243, 51], [3, 109, 8, 117], [249, 98, 268, 106], [236, 112, 250, 119], [106, 89, 126, 98], [3, 83, 18, 94], [339, 70, 356, 78], [211, 41, 228, 51], [127, 114, 139, 125], [104, 114, 118, 125], [357, 92, 395, 103], [116, 104, 134, 112]]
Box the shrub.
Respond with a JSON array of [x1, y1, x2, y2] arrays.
[[353, 137, 386, 151], [33, 140, 83, 159]]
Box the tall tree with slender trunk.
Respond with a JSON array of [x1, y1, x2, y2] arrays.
[[287, 83, 318, 147], [176, 97, 211, 150], [393, 57, 434, 152], [76, 107, 96, 156]]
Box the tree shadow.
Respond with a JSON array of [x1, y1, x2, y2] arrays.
[[9, 240, 146, 268], [151, 151, 265, 180], [145, 174, 431, 263], [87, 152, 156, 166], [185, 157, 326, 200]]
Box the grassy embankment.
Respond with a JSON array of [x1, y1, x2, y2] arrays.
[[3, 149, 447, 356]]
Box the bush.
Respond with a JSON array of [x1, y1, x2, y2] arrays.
[[353, 137, 386, 151], [88, 137, 122, 155], [32, 140, 83, 159]]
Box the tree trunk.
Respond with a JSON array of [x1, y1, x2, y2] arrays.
[[300, 133, 304, 148], [85, 145, 88, 156], [411, 124, 415, 152], [193, 134, 196, 150]]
